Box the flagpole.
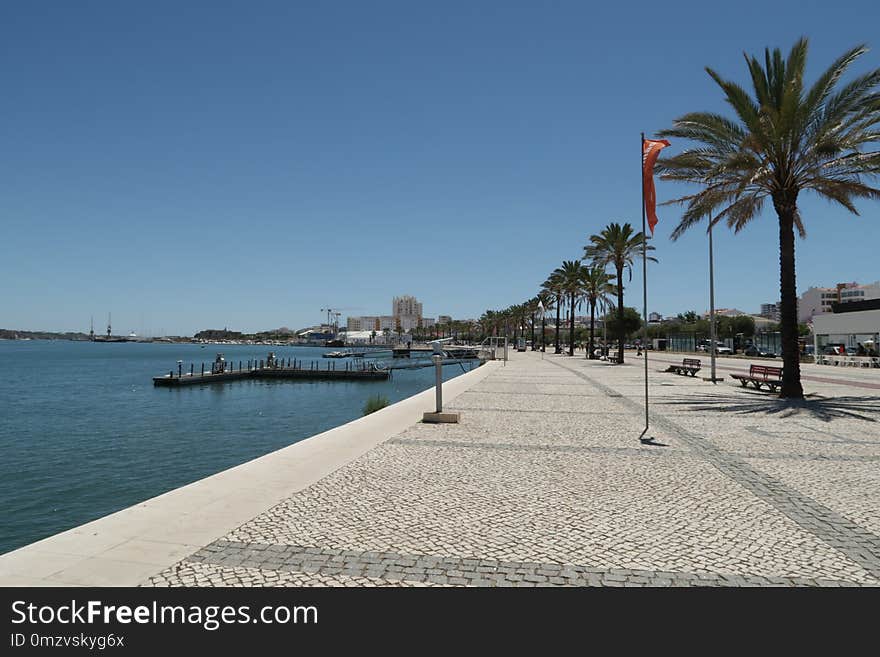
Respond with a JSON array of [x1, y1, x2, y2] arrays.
[[709, 213, 717, 382], [640, 132, 650, 441], [705, 211, 724, 383]]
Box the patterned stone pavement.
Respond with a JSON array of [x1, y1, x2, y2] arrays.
[[146, 351, 880, 587]]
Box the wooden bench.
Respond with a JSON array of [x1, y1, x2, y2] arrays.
[[663, 357, 701, 377], [607, 354, 621, 364], [730, 364, 784, 392]]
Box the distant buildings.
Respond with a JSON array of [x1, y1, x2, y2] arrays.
[[392, 295, 428, 332], [798, 281, 880, 323], [702, 308, 748, 318], [760, 303, 780, 322], [346, 316, 394, 332], [648, 312, 663, 323], [392, 295, 422, 318], [347, 295, 437, 334]]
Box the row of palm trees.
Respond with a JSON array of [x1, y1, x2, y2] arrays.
[[479, 222, 653, 364], [543, 223, 653, 363], [483, 40, 880, 398]]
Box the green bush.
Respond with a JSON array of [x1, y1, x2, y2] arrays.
[[362, 394, 390, 416]]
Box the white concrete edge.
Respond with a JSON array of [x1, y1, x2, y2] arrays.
[[0, 360, 502, 587]]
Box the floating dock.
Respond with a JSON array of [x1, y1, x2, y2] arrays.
[[154, 353, 389, 387]]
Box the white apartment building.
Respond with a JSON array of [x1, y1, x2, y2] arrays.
[[392, 295, 423, 319], [798, 281, 880, 323], [346, 316, 396, 332], [391, 295, 424, 333]]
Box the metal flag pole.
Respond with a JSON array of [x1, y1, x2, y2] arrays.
[[705, 211, 723, 383], [709, 213, 717, 381], [639, 132, 651, 441]]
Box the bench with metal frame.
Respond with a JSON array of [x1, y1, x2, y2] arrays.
[[731, 364, 784, 392], [663, 357, 702, 377]]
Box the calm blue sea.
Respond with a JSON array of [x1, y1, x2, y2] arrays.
[[0, 340, 474, 555]]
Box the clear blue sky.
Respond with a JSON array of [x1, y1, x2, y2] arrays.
[[3, 0, 879, 335]]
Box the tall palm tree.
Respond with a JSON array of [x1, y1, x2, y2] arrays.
[[525, 297, 539, 349], [542, 271, 565, 354], [585, 222, 655, 364], [657, 38, 880, 397], [581, 264, 616, 359], [537, 290, 554, 352], [555, 261, 585, 356], [515, 303, 528, 341]]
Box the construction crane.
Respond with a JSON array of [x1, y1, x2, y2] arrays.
[[321, 307, 356, 338], [320, 308, 336, 329]]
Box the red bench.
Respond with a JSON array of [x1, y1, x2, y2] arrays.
[[664, 358, 701, 377], [731, 364, 784, 392]]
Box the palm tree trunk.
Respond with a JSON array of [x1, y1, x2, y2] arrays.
[[568, 292, 575, 356], [554, 295, 561, 354], [588, 299, 595, 359], [530, 312, 536, 349], [616, 265, 625, 364], [777, 204, 804, 398]]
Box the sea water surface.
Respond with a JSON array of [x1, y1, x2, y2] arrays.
[[0, 340, 475, 555]]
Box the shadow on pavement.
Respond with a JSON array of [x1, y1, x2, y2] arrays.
[[658, 392, 880, 423]]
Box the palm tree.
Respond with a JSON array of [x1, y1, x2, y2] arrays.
[[542, 271, 565, 354], [585, 222, 656, 364], [537, 290, 554, 351], [581, 264, 616, 359], [478, 310, 499, 340], [524, 297, 539, 349], [554, 261, 585, 356], [515, 303, 528, 341], [657, 39, 880, 397]]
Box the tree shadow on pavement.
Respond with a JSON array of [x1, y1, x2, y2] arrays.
[[658, 391, 880, 423]]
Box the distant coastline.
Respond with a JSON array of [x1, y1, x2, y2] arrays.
[[0, 330, 341, 347], [0, 329, 188, 343]]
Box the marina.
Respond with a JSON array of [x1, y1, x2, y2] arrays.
[[154, 350, 483, 386], [154, 352, 389, 386]]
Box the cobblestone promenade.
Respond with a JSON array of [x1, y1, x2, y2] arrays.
[[147, 351, 880, 587]]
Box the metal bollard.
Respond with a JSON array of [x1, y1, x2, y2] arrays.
[[433, 354, 443, 413], [201, 363, 205, 376], [421, 354, 457, 422]]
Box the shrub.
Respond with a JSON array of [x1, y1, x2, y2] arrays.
[[362, 394, 390, 416]]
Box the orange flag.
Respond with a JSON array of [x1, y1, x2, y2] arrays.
[[642, 138, 670, 235]]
